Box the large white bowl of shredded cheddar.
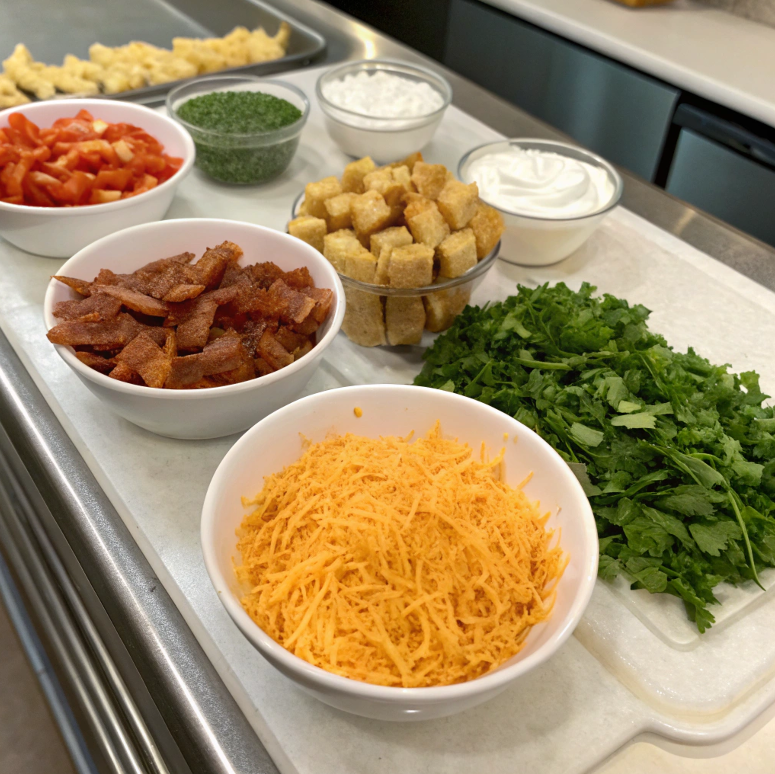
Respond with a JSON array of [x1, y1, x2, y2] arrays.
[[201, 384, 598, 721]]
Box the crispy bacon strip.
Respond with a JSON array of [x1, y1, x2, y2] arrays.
[[301, 287, 334, 324], [75, 351, 116, 374], [115, 332, 171, 388], [246, 261, 286, 290], [109, 362, 143, 384], [268, 280, 316, 325], [47, 312, 145, 349], [167, 287, 238, 350], [282, 266, 314, 290], [96, 285, 169, 317], [53, 275, 92, 296], [165, 336, 245, 388], [194, 241, 243, 289], [163, 284, 206, 303], [258, 329, 294, 370], [54, 292, 122, 322]]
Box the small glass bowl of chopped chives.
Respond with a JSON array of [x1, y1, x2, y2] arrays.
[[167, 75, 309, 185]]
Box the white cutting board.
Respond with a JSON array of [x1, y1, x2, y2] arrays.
[[1, 64, 775, 774]]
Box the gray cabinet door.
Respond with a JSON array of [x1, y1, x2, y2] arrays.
[[666, 128, 775, 248], [444, 0, 679, 181]]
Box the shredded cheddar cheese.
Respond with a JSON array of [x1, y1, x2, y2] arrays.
[[353, 406, 363, 418], [235, 422, 565, 688]]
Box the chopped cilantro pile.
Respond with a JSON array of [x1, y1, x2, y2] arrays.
[[414, 282, 775, 631]]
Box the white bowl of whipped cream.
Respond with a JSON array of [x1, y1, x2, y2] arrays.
[[459, 139, 623, 266], [316, 60, 452, 163]]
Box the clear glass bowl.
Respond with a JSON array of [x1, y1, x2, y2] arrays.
[[167, 75, 309, 185], [315, 59, 452, 163], [290, 192, 499, 344], [458, 139, 623, 266], [290, 191, 499, 296]]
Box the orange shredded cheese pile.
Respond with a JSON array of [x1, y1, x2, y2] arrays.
[[235, 422, 565, 688]]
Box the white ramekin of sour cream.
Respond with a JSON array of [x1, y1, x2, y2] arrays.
[[316, 60, 452, 162], [459, 139, 623, 266]]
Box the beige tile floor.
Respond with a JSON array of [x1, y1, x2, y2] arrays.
[[0, 598, 76, 774]]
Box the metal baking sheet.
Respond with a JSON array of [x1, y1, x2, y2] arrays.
[[2, 0, 326, 105]]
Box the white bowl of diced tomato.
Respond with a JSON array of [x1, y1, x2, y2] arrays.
[[0, 99, 195, 258]]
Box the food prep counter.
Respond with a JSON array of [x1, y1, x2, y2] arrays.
[[1, 2, 775, 774]]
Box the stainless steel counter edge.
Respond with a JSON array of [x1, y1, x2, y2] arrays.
[[0, 327, 280, 774]]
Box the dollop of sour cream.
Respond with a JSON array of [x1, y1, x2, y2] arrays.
[[321, 71, 444, 119], [466, 148, 615, 219]]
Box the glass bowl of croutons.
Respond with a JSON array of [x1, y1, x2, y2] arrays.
[[288, 153, 504, 347]]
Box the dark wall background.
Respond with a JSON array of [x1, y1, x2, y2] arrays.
[[322, 0, 451, 61]]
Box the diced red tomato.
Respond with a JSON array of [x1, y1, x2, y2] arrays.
[[8, 113, 41, 147], [0, 109, 181, 207], [93, 167, 132, 191]]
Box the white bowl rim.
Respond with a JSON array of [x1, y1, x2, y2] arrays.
[[315, 58, 453, 126], [201, 384, 599, 701], [458, 138, 624, 222], [0, 98, 195, 216], [43, 217, 346, 401]]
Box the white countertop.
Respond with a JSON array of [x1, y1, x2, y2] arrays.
[[481, 0, 775, 128]]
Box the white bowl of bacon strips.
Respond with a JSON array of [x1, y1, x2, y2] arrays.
[[201, 384, 598, 720], [0, 99, 194, 258], [43, 218, 344, 439]]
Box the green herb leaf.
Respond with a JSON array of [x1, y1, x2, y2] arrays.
[[610, 413, 657, 429], [689, 522, 742, 557], [570, 423, 605, 447]]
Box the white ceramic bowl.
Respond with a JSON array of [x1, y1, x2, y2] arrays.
[[43, 218, 345, 439], [459, 139, 623, 267], [316, 60, 452, 163], [201, 384, 598, 720], [0, 99, 195, 258]]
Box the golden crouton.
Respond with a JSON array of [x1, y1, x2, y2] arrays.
[[351, 190, 394, 242], [437, 179, 479, 230], [304, 176, 343, 219], [288, 216, 327, 253], [342, 288, 386, 347], [388, 244, 434, 288], [403, 195, 435, 220], [386, 297, 426, 346], [323, 229, 361, 272], [370, 226, 413, 259], [341, 157, 376, 194], [424, 285, 472, 332], [374, 244, 394, 285], [345, 246, 378, 283], [469, 202, 505, 258], [363, 166, 413, 208], [391, 152, 423, 173], [411, 162, 451, 199], [437, 228, 477, 278], [324, 192, 357, 231], [406, 200, 450, 248]]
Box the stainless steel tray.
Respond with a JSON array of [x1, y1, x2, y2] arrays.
[[2, 0, 326, 106]]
